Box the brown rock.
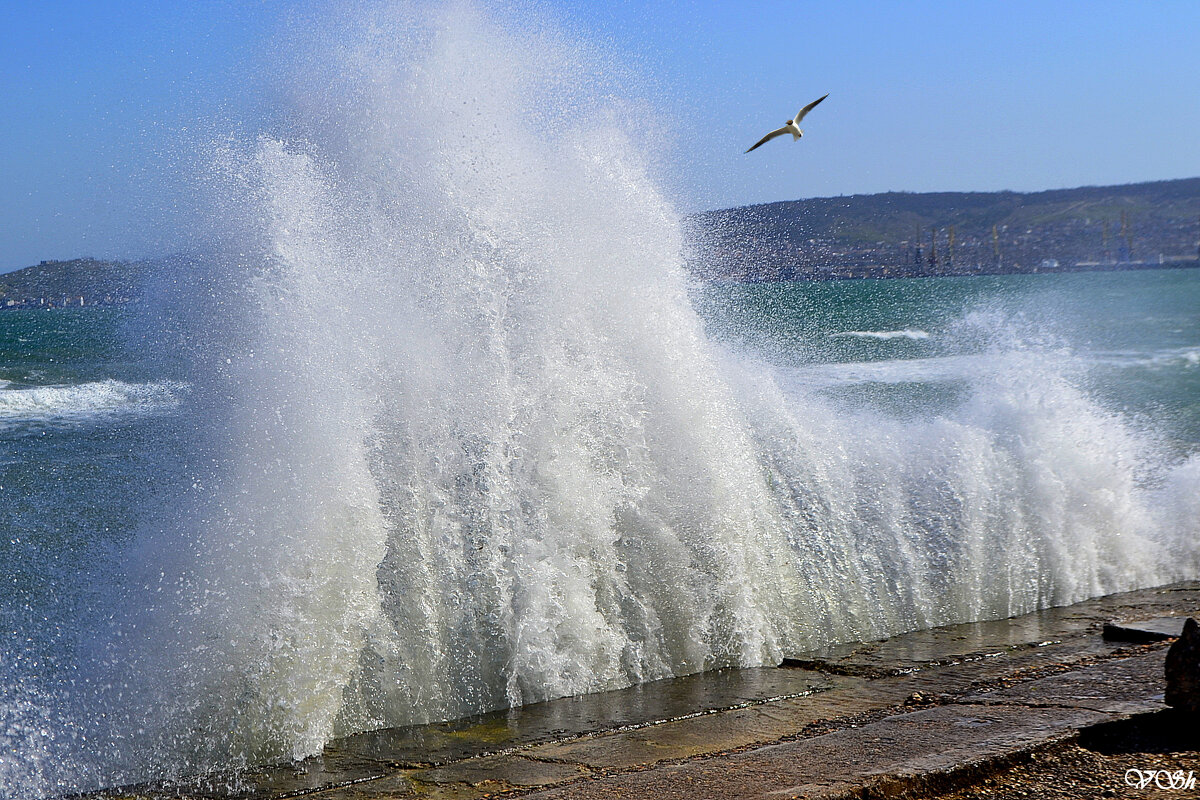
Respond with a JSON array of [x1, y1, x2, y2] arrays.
[[1165, 617, 1200, 712]]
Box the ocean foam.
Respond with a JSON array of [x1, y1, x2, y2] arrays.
[[0, 379, 183, 430], [779, 354, 984, 389], [830, 329, 931, 340], [1086, 346, 1200, 370]]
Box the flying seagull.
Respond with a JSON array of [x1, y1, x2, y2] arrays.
[[745, 94, 829, 153]]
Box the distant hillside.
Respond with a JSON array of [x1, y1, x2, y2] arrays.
[[0, 258, 144, 308], [691, 177, 1200, 281], [8, 178, 1200, 301]]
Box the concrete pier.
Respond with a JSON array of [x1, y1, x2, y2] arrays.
[[89, 581, 1200, 800]]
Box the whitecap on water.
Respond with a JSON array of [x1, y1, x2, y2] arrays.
[[829, 329, 931, 340], [0, 379, 185, 431]]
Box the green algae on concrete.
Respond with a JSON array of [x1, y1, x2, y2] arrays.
[[320, 665, 834, 770]]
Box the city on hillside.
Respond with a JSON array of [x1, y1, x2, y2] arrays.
[[690, 177, 1200, 281]]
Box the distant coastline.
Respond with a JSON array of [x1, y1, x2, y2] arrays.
[[690, 176, 1200, 283], [4, 178, 1199, 305], [699, 255, 1200, 284], [0, 257, 144, 310]]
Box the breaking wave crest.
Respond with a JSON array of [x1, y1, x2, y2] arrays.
[[830, 329, 931, 340]]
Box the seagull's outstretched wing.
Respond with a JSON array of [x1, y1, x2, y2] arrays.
[[794, 93, 829, 124], [745, 126, 791, 153]]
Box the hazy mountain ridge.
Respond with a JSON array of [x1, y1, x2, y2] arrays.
[[691, 177, 1200, 281]]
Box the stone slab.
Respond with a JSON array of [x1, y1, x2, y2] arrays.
[[512, 647, 1171, 791], [321, 666, 832, 770], [303, 755, 590, 800], [968, 650, 1168, 715], [411, 754, 589, 791], [123, 749, 394, 800], [1103, 615, 1191, 642], [784, 583, 1200, 677], [523, 685, 876, 770], [290, 773, 423, 800], [521, 704, 1113, 800]]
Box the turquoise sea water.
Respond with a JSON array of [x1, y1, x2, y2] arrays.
[[699, 269, 1200, 452], [0, 310, 184, 699], [2, 268, 1198, 796]]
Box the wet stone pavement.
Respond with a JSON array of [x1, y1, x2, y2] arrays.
[[87, 581, 1200, 800]]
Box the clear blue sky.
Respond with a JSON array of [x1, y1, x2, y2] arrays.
[[3, 0, 1199, 272]]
